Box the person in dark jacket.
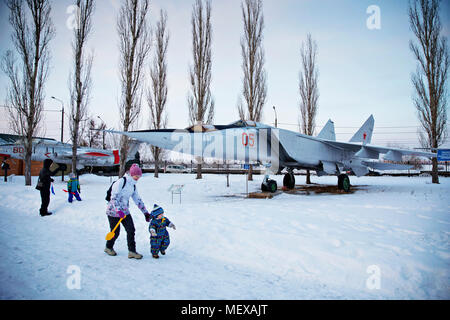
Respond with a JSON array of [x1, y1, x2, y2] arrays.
[[36, 159, 64, 216], [1, 158, 10, 182]]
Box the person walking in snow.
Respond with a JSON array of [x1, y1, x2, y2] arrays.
[[36, 159, 65, 216], [148, 204, 176, 259], [105, 163, 151, 259], [2, 158, 10, 182], [67, 173, 82, 203]]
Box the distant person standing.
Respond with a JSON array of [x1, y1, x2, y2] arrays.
[[67, 172, 82, 203], [1, 158, 10, 182], [36, 159, 64, 216]]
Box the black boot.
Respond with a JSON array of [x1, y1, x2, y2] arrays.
[[152, 254, 159, 259]]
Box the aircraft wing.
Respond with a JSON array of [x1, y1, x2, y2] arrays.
[[319, 140, 436, 160], [357, 144, 435, 159], [361, 161, 414, 171]]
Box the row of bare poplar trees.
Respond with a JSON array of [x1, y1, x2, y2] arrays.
[[2, 0, 447, 185], [2, 0, 97, 185], [1, 0, 271, 183]]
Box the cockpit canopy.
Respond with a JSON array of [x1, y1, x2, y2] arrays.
[[184, 120, 271, 132], [228, 120, 256, 127], [228, 120, 271, 128]]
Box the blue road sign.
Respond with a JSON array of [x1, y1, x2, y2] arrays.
[[437, 149, 450, 161], [243, 164, 250, 170]]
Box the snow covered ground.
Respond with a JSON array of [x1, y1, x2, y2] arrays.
[[0, 173, 449, 299]]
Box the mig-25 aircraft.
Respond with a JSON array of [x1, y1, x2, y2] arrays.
[[104, 115, 436, 192]]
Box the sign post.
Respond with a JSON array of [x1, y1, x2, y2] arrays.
[[168, 184, 184, 204], [243, 164, 249, 197]]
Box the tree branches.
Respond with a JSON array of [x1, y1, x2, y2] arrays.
[[69, 0, 95, 173], [238, 0, 266, 122], [299, 33, 319, 137], [187, 0, 214, 126], [409, 0, 448, 183], [117, 0, 151, 176], [148, 9, 169, 177], [2, 0, 55, 185]]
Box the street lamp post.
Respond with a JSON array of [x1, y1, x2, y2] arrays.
[[273, 105, 277, 128], [97, 115, 106, 149], [51, 96, 65, 181], [51, 96, 64, 143]]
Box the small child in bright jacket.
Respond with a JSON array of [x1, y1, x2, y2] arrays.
[[149, 204, 176, 259], [67, 173, 82, 203]]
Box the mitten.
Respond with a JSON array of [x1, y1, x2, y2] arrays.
[[117, 210, 126, 219], [150, 228, 157, 237], [144, 212, 151, 222], [169, 222, 176, 230]]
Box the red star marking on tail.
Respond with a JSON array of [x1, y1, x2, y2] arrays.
[[363, 132, 367, 140]]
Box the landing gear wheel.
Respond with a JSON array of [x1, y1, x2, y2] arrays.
[[283, 172, 295, 189], [338, 174, 351, 192], [267, 180, 277, 193], [261, 182, 268, 192], [261, 179, 278, 193]]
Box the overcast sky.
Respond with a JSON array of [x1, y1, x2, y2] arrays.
[[0, 0, 449, 148]]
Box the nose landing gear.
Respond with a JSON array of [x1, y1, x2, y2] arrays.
[[260, 171, 297, 193], [261, 175, 278, 193]]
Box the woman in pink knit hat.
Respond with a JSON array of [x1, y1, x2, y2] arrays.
[[104, 163, 151, 259]]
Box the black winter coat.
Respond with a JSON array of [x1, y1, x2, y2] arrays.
[[38, 160, 59, 190]]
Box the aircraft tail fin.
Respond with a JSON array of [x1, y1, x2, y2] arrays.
[[317, 119, 336, 141], [349, 115, 374, 145], [113, 150, 120, 164]]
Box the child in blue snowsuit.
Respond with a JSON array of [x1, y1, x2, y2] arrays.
[[149, 204, 176, 259], [67, 173, 82, 203]]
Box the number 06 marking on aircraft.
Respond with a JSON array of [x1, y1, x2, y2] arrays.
[[242, 132, 255, 147]]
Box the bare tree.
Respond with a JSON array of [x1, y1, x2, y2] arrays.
[[238, 0, 267, 181], [79, 117, 103, 148], [117, 0, 151, 177], [2, 0, 55, 185], [299, 33, 319, 184], [409, 0, 448, 184], [187, 0, 214, 179], [69, 0, 95, 174], [147, 9, 169, 178]]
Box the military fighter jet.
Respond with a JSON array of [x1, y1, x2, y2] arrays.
[[104, 115, 436, 193], [0, 134, 138, 170]]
